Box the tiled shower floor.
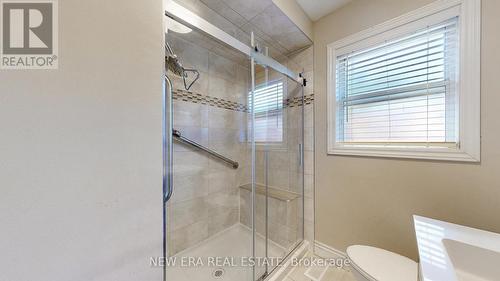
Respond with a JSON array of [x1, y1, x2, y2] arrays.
[[166, 224, 286, 281]]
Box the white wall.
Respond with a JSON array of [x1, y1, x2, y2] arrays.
[[0, 0, 164, 280]]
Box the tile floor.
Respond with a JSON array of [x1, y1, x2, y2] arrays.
[[282, 253, 355, 281]]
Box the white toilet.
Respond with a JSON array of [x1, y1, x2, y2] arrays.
[[346, 245, 418, 281]]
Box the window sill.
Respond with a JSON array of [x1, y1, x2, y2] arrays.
[[329, 144, 480, 162]]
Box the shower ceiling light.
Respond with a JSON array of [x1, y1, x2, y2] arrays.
[[166, 17, 192, 34]]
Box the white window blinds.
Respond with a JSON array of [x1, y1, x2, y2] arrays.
[[249, 81, 284, 143], [336, 17, 459, 146]]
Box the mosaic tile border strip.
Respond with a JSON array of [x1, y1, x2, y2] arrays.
[[285, 94, 314, 108], [173, 90, 248, 112], [173, 89, 314, 112]]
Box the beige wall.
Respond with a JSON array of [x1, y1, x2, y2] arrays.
[[0, 0, 164, 280], [313, 0, 500, 260]]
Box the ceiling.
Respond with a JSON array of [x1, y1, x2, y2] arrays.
[[296, 0, 352, 21], [172, 0, 312, 59]]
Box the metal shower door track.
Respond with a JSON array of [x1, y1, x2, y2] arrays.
[[165, 0, 301, 84]]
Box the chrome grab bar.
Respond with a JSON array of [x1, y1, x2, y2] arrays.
[[173, 129, 239, 169]]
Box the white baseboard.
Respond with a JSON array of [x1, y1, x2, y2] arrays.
[[314, 240, 347, 260]]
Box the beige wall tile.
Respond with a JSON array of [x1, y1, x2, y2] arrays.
[[173, 100, 209, 128], [168, 198, 209, 231], [171, 171, 209, 204], [209, 52, 237, 81], [170, 220, 209, 255]]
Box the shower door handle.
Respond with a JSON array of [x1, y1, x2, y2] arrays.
[[164, 76, 174, 203], [299, 143, 303, 167]]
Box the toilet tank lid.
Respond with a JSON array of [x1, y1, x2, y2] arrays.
[[346, 245, 418, 281]]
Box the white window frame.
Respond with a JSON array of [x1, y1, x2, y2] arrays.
[[327, 0, 481, 162]]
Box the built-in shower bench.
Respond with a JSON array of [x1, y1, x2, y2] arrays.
[[238, 184, 300, 202], [238, 184, 302, 249]]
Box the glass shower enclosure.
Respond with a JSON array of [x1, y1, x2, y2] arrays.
[[164, 2, 305, 280]]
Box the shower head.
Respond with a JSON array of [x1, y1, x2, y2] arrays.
[[165, 42, 200, 91], [165, 54, 185, 77], [165, 43, 184, 77]]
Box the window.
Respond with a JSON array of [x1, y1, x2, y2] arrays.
[[249, 81, 284, 143], [327, 0, 481, 161], [336, 18, 458, 145]]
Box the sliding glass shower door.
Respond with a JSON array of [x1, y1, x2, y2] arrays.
[[164, 9, 304, 280], [165, 25, 254, 281], [251, 51, 305, 280]]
